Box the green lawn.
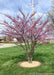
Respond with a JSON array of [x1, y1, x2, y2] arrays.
[[0, 43, 54, 75]]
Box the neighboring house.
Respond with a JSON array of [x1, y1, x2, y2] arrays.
[[0, 36, 6, 42], [0, 36, 18, 43]]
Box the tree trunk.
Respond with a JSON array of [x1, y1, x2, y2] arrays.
[[27, 42, 36, 63], [28, 57, 32, 63]]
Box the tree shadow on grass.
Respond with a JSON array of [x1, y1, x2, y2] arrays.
[[33, 52, 49, 63], [11, 52, 49, 64], [11, 54, 27, 63]]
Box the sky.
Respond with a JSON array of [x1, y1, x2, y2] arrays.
[[0, 0, 52, 36], [0, 0, 52, 15]]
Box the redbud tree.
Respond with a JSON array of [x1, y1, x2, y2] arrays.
[[0, 9, 53, 63]]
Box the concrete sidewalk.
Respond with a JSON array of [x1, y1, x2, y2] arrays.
[[0, 44, 16, 48], [0, 42, 31, 48], [0, 43, 25, 48]]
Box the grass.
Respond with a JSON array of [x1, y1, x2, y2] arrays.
[[0, 43, 54, 75]]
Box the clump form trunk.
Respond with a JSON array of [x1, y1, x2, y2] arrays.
[[28, 57, 32, 63], [25, 41, 36, 63]]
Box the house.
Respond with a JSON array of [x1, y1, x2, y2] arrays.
[[0, 36, 6, 42]]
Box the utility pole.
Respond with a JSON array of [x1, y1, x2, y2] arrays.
[[28, 0, 38, 22], [28, 0, 38, 14]]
